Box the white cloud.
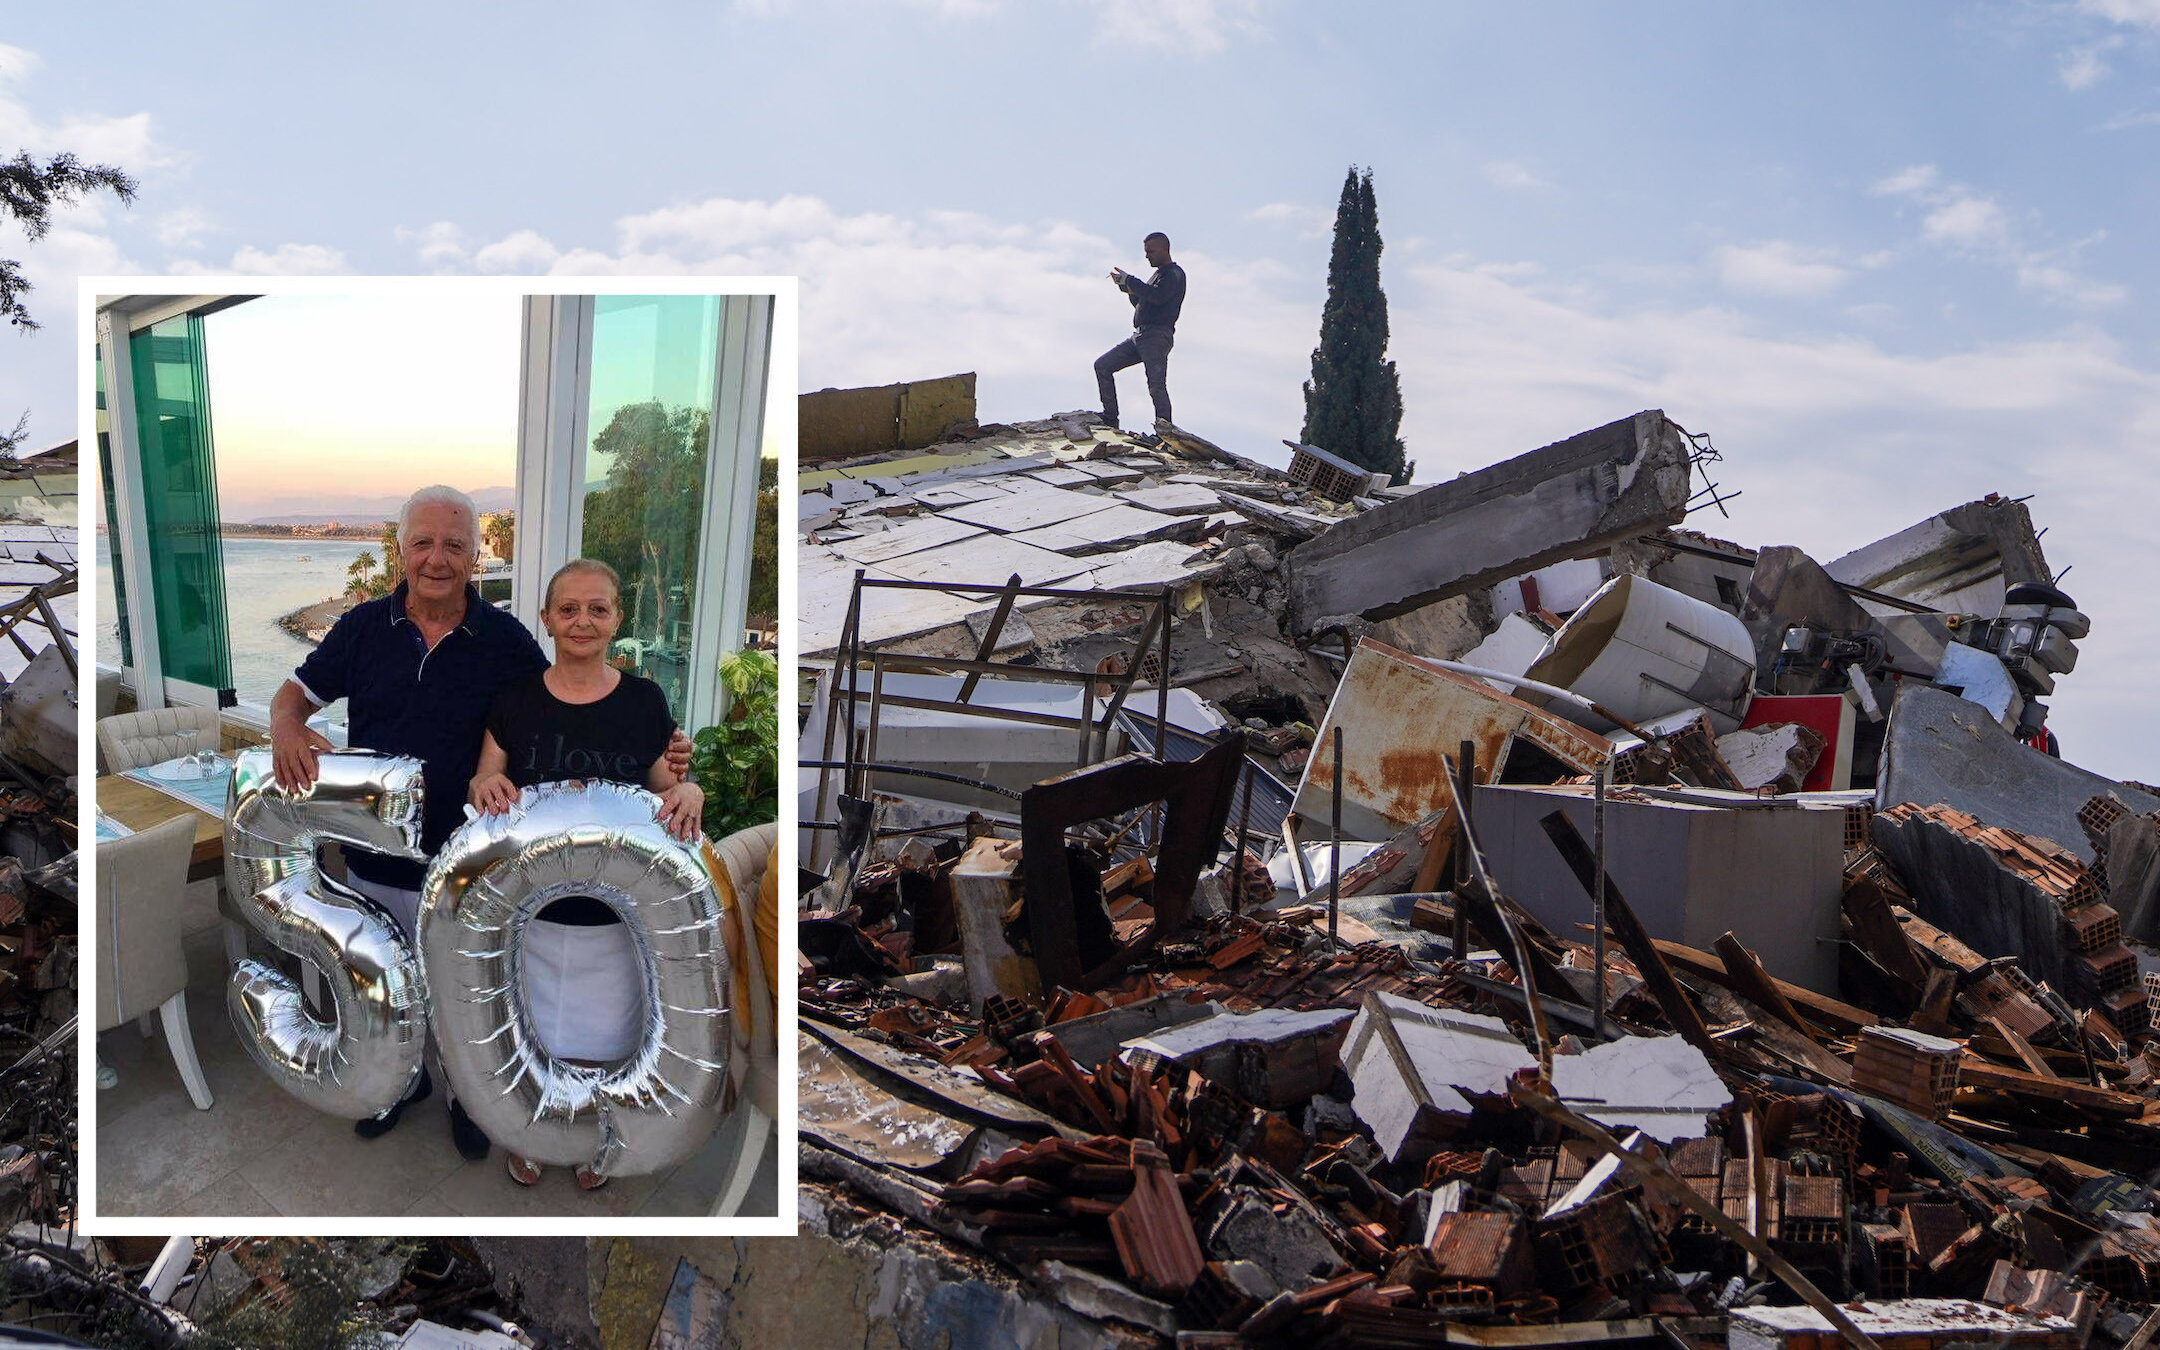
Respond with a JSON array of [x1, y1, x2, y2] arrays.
[[1713, 240, 1850, 299], [394, 220, 469, 269], [472, 229, 565, 273], [2078, 0, 2160, 28], [1481, 161, 1547, 191], [1920, 195, 2011, 250], [1245, 201, 1330, 237], [1087, 0, 1266, 52], [2094, 107, 2160, 130], [2059, 37, 2122, 89], [1874, 163, 2120, 307], [154, 207, 211, 249], [165, 242, 351, 275]]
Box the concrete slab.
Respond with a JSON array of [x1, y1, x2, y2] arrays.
[[829, 515, 988, 566], [1282, 411, 1692, 632], [943, 486, 1119, 533], [872, 533, 1095, 590], [1877, 684, 2160, 863], [1339, 993, 1536, 1163], [1116, 483, 1225, 516], [1007, 504, 1194, 556], [1084, 540, 1226, 593], [1827, 496, 2054, 616], [1549, 1035, 1729, 1142]]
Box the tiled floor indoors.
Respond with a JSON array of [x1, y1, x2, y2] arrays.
[[95, 915, 778, 1220]]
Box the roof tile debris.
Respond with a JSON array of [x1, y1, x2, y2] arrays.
[[797, 404, 2160, 1347]]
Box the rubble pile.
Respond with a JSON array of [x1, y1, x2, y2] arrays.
[[799, 406, 2160, 1348], [0, 1235, 538, 1348]]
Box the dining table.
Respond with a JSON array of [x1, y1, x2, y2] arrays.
[[95, 755, 234, 879]]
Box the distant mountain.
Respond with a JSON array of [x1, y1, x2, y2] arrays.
[[232, 486, 516, 527]]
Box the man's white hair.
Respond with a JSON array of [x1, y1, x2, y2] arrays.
[[397, 485, 479, 548]]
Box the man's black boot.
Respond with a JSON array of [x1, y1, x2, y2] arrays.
[[354, 1065, 431, 1140]]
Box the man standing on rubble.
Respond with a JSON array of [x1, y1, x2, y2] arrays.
[[1094, 231, 1185, 432]]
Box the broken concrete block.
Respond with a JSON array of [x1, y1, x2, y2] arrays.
[[1339, 992, 1537, 1164], [1715, 722, 1826, 794], [1826, 494, 2054, 617], [1472, 783, 1846, 990], [1200, 1188, 1342, 1290], [1878, 685, 2160, 866], [1548, 1034, 1731, 1143], [1119, 1007, 1353, 1108], [952, 838, 1043, 1011], [1292, 639, 1611, 847], [1730, 1299, 2076, 1350], [1282, 410, 1693, 633], [1522, 572, 1758, 733]]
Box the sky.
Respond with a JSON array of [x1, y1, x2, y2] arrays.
[[200, 294, 520, 520], [9, 1, 2160, 774]]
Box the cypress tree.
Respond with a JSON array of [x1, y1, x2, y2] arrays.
[[1300, 167, 1407, 483]]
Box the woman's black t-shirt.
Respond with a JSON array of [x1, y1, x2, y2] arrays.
[[486, 669, 675, 924]]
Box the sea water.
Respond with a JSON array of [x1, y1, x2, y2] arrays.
[[95, 535, 380, 708]]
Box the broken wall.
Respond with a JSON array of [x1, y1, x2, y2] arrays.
[[1472, 784, 1846, 990]]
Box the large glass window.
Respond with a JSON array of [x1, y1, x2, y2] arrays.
[[580, 295, 723, 721], [128, 313, 234, 698]]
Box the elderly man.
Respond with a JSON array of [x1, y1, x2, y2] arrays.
[[268, 485, 688, 1158]]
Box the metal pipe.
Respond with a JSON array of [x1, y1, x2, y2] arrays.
[[1328, 725, 1343, 949], [1232, 764, 1256, 915], [1421, 659, 1657, 742], [1460, 738, 1477, 959], [1593, 760, 1609, 1039]]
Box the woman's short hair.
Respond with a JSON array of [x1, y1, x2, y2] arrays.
[[543, 557, 623, 610], [397, 485, 479, 549]]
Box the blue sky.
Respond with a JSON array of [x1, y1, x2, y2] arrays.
[[12, 1, 2160, 773]]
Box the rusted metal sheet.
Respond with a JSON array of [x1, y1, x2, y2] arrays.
[[1292, 639, 1612, 846]]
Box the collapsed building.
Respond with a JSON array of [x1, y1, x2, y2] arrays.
[[795, 392, 2160, 1350]]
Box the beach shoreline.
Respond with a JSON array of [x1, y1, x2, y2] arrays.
[[275, 595, 359, 647]]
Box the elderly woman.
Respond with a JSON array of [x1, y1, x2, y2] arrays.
[[467, 557, 703, 1190]]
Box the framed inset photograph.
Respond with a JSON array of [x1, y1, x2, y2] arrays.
[[82, 277, 795, 1234]]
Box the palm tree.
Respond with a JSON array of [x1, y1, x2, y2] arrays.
[[347, 550, 378, 597]]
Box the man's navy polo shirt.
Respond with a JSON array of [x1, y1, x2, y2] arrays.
[[294, 581, 547, 890]]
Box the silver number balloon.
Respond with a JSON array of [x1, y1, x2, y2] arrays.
[[222, 748, 431, 1119], [420, 781, 731, 1179]]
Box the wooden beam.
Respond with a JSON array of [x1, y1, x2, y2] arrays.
[[1957, 1057, 2144, 1116], [1985, 1015, 2058, 1080], [1644, 937, 1879, 1036], [1714, 931, 1824, 1044], [1537, 812, 1716, 1056]]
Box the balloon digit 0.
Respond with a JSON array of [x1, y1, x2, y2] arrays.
[[421, 780, 730, 1179]]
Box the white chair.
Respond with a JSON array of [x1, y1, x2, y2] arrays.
[[96, 815, 215, 1110], [96, 706, 222, 774]]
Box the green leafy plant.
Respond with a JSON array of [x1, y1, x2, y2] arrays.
[[694, 646, 779, 840]]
